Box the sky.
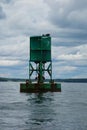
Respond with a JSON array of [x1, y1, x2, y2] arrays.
[[0, 0, 87, 79]]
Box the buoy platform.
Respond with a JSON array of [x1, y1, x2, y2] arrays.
[[20, 81, 61, 93]]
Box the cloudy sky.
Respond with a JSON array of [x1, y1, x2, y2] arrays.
[[0, 0, 87, 79]]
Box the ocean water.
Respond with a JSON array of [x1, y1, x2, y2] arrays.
[[0, 82, 87, 130]]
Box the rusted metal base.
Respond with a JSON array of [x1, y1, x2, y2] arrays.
[[20, 82, 61, 93]]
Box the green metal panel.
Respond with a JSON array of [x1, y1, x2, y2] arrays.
[[42, 50, 51, 61], [30, 36, 51, 50], [30, 35, 51, 62], [30, 36, 41, 50], [41, 36, 51, 50], [30, 50, 51, 62], [30, 51, 42, 61]]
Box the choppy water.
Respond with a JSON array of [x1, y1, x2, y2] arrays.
[[0, 82, 87, 130]]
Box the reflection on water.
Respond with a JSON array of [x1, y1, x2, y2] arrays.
[[27, 93, 54, 103], [26, 93, 55, 129]]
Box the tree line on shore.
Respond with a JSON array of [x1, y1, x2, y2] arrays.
[[0, 77, 87, 83]]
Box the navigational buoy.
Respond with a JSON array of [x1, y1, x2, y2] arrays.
[[20, 34, 61, 93]]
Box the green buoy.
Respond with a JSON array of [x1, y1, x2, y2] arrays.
[[20, 34, 61, 93]]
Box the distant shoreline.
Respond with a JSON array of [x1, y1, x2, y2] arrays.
[[0, 77, 87, 83], [54, 79, 87, 83], [0, 77, 26, 82]]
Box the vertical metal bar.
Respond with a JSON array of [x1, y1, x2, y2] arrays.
[[29, 61, 30, 80], [51, 61, 52, 80], [29, 37, 30, 80]]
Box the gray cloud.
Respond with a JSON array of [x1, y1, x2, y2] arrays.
[[0, 6, 6, 19], [43, 0, 87, 47], [45, 0, 87, 29], [0, 0, 12, 4]]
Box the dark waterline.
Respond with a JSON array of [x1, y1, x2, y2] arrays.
[[0, 82, 87, 130]]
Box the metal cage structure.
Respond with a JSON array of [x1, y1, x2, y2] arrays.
[[20, 34, 61, 93], [29, 34, 52, 83]]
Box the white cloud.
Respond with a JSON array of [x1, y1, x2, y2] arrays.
[[3, 0, 49, 35], [0, 36, 29, 59], [52, 62, 77, 78], [58, 52, 86, 60], [0, 59, 20, 66], [52, 44, 87, 60], [0, 73, 11, 78]]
